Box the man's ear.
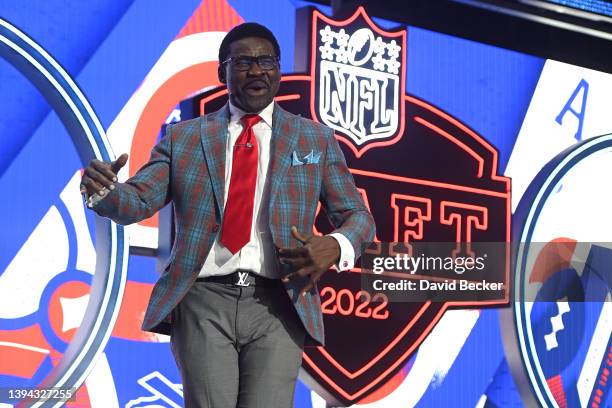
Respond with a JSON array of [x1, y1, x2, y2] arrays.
[[218, 65, 226, 84]]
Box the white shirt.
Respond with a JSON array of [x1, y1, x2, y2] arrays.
[[198, 100, 355, 278]]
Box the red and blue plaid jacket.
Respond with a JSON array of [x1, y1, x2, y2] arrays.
[[92, 103, 376, 345]]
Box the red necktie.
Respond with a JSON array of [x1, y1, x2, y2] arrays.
[[220, 114, 262, 254]]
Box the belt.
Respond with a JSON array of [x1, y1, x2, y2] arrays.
[[196, 270, 281, 288]]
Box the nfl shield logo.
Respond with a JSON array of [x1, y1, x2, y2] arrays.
[[310, 8, 406, 158]]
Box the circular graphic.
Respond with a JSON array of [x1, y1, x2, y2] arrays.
[[511, 134, 612, 407], [0, 18, 127, 407]]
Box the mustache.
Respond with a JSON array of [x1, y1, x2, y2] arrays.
[[244, 79, 269, 88]]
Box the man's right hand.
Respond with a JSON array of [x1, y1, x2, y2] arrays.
[[80, 153, 129, 197]]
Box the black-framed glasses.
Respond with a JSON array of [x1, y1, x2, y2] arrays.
[[221, 55, 279, 71]]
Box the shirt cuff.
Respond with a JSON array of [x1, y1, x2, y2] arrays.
[[328, 232, 355, 272], [84, 187, 110, 208]]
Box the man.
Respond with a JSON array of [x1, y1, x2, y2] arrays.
[[81, 23, 375, 407]]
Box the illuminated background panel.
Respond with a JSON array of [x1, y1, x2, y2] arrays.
[[1, 0, 610, 406]]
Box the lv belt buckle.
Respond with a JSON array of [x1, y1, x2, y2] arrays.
[[235, 271, 251, 287]]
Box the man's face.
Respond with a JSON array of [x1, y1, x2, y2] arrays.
[[219, 37, 281, 113]]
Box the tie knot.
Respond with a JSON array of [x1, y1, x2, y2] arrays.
[[241, 114, 262, 128]]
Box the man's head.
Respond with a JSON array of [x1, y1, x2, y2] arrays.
[[218, 23, 281, 113]]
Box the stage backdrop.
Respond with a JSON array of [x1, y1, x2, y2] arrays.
[[1, 1, 610, 407]]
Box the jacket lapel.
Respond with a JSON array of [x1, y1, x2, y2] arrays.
[[200, 104, 230, 219], [269, 104, 300, 209]]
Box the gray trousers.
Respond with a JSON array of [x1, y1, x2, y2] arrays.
[[170, 279, 306, 408]]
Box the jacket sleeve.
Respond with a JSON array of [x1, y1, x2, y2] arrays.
[[91, 125, 173, 225], [319, 126, 376, 259]]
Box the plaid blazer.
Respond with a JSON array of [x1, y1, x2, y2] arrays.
[[93, 103, 375, 345]]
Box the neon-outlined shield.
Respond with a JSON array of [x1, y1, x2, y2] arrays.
[[310, 7, 406, 158]]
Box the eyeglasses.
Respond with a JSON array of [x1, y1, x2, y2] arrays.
[[221, 55, 279, 71]]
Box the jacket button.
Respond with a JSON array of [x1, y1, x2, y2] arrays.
[[212, 224, 220, 232]]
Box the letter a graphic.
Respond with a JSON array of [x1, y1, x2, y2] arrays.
[[555, 79, 589, 142]]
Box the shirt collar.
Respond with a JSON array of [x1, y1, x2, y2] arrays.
[[228, 99, 274, 128]]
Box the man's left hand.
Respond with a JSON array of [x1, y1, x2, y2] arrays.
[[279, 226, 340, 296]]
